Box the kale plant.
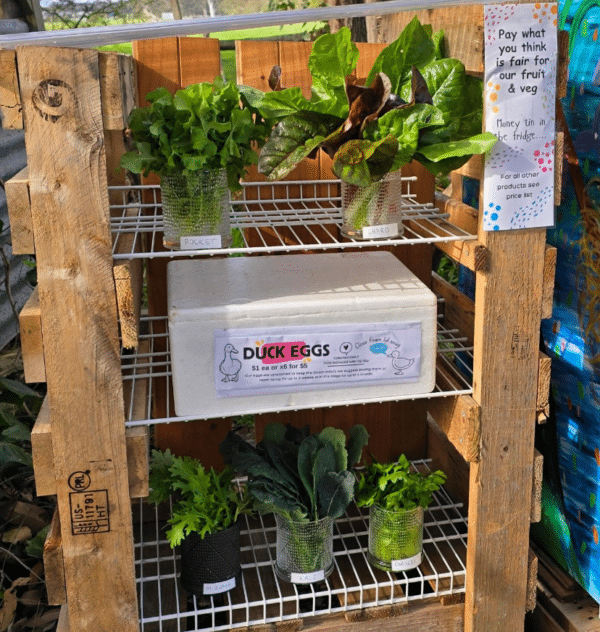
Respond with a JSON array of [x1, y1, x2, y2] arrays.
[[219, 423, 369, 523]]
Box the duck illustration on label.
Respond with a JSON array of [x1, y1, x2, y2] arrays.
[[387, 350, 414, 375], [220, 344, 241, 382]]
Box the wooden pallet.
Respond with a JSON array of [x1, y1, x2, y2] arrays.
[[527, 542, 600, 632]]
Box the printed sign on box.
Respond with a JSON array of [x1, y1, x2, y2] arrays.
[[483, 3, 558, 231]]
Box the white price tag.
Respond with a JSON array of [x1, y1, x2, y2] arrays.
[[290, 570, 325, 584], [180, 235, 222, 250], [203, 576, 236, 594], [391, 552, 422, 572], [362, 223, 399, 239]]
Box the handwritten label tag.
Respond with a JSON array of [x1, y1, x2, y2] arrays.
[[203, 577, 236, 595], [483, 3, 557, 231], [290, 570, 325, 584], [180, 234, 222, 250], [391, 552, 422, 572], [362, 223, 399, 239]]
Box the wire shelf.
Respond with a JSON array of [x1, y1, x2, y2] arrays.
[[110, 179, 476, 259], [134, 461, 467, 631], [121, 314, 473, 428]]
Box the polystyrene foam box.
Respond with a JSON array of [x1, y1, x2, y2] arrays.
[[167, 252, 437, 419]]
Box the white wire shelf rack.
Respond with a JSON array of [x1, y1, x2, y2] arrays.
[[110, 178, 476, 259], [134, 461, 467, 632], [121, 315, 473, 428]]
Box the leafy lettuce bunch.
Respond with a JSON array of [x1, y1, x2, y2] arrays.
[[120, 77, 273, 191], [355, 454, 446, 512], [219, 423, 369, 523], [149, 449, 253, 548], [243, 17, 497, 186]]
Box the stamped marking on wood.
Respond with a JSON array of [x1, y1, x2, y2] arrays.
[[510, 326, 531, 360], [32, 79, 76, 122], [69, 489, 110, 535], [67, 471, 91, 491]]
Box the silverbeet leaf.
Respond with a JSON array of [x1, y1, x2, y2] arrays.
[[258, 111, 344, 180]]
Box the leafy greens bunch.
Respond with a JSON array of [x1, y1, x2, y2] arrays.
[[219, 423, 369, 523], [243, 17, 497, 187], [355, 454, 446, 512], [149, 449, 253, 548], [120, 77, 273, 192]]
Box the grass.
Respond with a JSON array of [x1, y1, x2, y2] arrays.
[[96, 21, 325, 75]]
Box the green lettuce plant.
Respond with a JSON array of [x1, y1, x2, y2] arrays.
[[120, 77, 273, 192], [219, 422, 369, 523], [242, 17, 497, 187], [148, 449, 253, 548]]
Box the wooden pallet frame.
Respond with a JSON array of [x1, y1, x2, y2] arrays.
[[2, 4, 563, 630]]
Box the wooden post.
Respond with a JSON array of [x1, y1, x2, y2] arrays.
[[17, 46, 139, 631], [464, 225, 546, 631]]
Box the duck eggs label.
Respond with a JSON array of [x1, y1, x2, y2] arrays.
[[214, 322, 421, 397]]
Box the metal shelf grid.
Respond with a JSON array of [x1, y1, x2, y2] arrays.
[[110, 178, 476, 259], [134, 461, 467, 631], [121, 315, 473, 428]]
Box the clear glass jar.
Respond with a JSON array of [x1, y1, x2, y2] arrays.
[[161, 169, 231, 250], [340, 169, 404, 240], [367, 504, 423, 572], [274, 515, 334, 584]]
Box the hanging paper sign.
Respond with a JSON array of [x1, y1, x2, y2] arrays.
[[483, 3, 558, 231]]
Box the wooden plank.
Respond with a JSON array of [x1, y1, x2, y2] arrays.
[[426, 395, 481, 463], [527, 549, 539, 613], [0, 49, 22, 129], [33, 340, 150, 499], [17, 46, 139, 632], [44, 509, 66, 606], [542, 245, 557, 321], [536, 584, 600, 632], [19, 286, 45, 383], [56, 606, 70, 632], [557, 29, 570, 100], [178, 36, 222, 86], [112, 202, 143, 349], [537, 351, 552, 423], [132, 37, 180, 105], [532, 540, 586, 603], [31, 407, 150, 498], [5, 166, 33, 255], [99, 52, 136, 130], [453, 155, 483, 181], [465, 214, 547, 632], [125, 427, 149, 499], [377, 6, 484, 74], [31, 396, 53, 497], [427, 415, 470, 510], [300, 601, 464, 632], [433, 191, 478, 235], [415, 231, 486, 273], [432, 272, 475, 345], [531, 449, 543, 523]]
